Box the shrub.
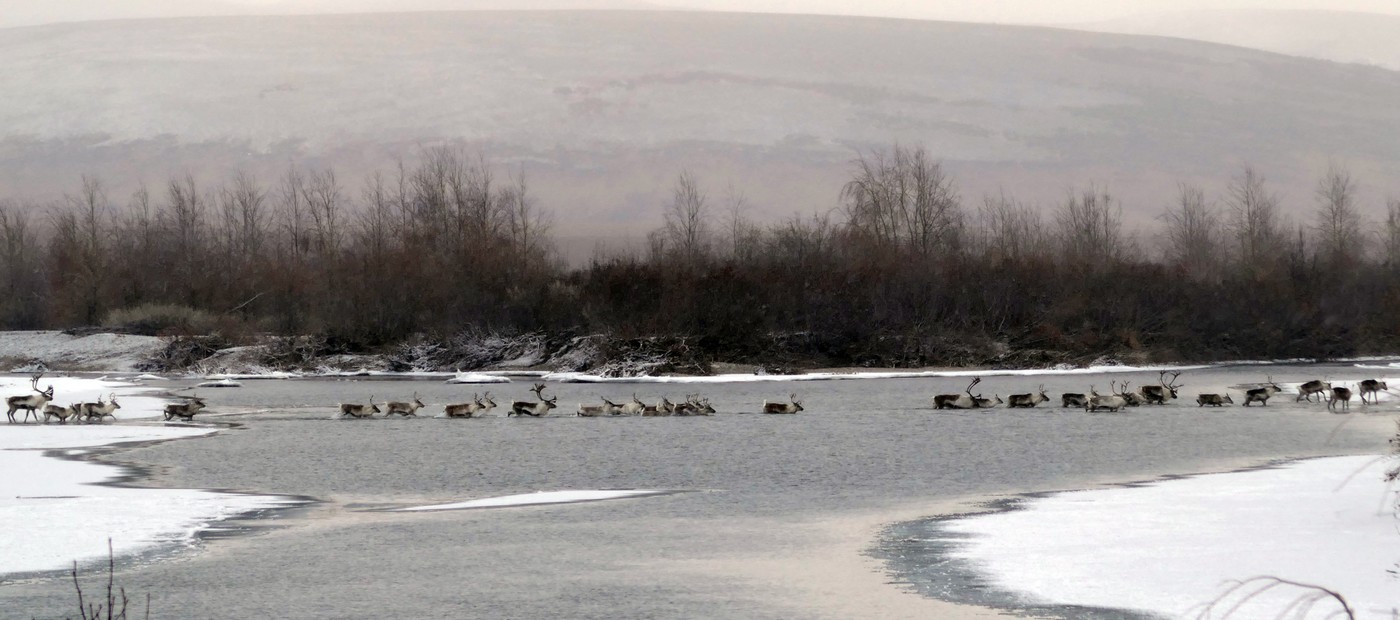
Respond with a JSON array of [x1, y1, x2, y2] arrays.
[[102, 304, 217, 336]]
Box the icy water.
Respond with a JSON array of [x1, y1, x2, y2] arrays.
[[2, 363, 1396, 619]]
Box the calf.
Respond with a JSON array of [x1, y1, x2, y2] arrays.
[[42, 403, 81, 424], [1296, 379, 1330, 403], [1359, 379, 1387, 404], [1328, 386, 1354, 412], [163, 395, 208, 421], [1196, 393, 1233, 407]]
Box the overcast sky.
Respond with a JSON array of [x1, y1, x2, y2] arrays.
[[3, 0, 1399, 29]]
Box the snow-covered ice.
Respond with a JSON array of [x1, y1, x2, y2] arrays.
[[945, 455, 1400, 619], [196, 378, 243, 388], [0, 376, 295, 577], [543, 364, 1213, 384], [397, 490, 668, 511], [444, 372, 511, 384]]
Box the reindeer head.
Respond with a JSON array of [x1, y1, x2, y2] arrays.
[[1160, 371, 1183, 398], [412, 392, 424, 409], [790, 393, 804, 412], [482, 392, 496, 407], [1037, 384, 1047, 399], [109, 393, 121, 410]]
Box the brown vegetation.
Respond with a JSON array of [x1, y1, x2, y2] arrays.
[[4, 145, 1399, 370]]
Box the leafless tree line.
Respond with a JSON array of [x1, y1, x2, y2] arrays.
[[2, 144, 1398, 364]]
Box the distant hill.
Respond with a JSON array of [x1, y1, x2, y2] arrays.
[[1073, 9, 1400, 71], [3, 10, 1399, 250]]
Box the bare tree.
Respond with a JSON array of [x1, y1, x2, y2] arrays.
[[1226, 166, 1283, 274], [1056, 185, 1125, 268], [976, 192, 1046, 266], [663, 170, 710, 261], [1313, 163, 1363, 268], [841, 145, 962, 257], [1383, 198, 1400, 269], [1161, 183, 1222, 281]]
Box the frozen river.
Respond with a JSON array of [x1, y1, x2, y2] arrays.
[[1, 362, 1395, 618]]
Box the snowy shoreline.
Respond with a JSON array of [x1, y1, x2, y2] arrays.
[[881, 455, 1400, 619], [0, 377, 300, 580]]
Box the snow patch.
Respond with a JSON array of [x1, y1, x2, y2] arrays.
[[0, 331, 163, 372], [945, 455, 1399, 618], [397, 490, 668, 511], [0, 423, 294, 577], [444, 372, 511, 384]]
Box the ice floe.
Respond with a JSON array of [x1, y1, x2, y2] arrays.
[[396, 489, 668, 511]]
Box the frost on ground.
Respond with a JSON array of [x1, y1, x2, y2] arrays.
[[0, 376, 294, 577], [0, 331, 163, 372], [945, 455, 1400, 619]]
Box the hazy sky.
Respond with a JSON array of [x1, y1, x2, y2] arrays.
[[4, 0, 1400, 29]]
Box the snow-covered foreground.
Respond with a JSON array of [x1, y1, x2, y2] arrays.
[[0, 377, 296, 577], [396, 490, 669, 512], [946, 455, 1400, 618]]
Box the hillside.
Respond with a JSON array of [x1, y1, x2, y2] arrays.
[[3, 10, 1399, 243], [1075, 10, 1400, 71]]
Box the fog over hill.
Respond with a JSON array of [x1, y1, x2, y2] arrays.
[[1075, 10, 1400, 71], [3, 10, 1399, 250]]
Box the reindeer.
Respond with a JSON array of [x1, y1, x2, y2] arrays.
[[79, 394, 121, 423], [1243, 377, 1282, 407], [340, 395, 381, 418], [934, 378, 981, 410], [1328, 386, 1354, 412], [1119, 382, 1146, 407], [1296, 379, 1330, 403], [675, 395, 713, 416], [163, 395, 208, 421], [1141, 371, 1183, 405], [7, 374, 55, 423], [384, 393, 426, 417], [1196, 393, 1233, 407], [1061, 392, 1088, 408], [577, 397, 624, 417], [1007, 385, 1049, 408], [1359, 379, 1387, 404], [693, 396, 716, 416], [642, 396, 672, 417], [620, 393, 649, 416], [509, 383, 557, 417], [1086, 383, 1129, 412], [973, 394, 1004, 408], [762, 393, 804, 414], [445, 392, 496, 418], [42, 403, 81, 424]]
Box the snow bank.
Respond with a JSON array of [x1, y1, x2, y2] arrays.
[[0, 375, 167, 421], [0, 331, 162, 372], [0, 424, 295, 577], [396, 490, 668, 511], [444, 372, 512, 384], [543, 364, 1213, 384], [946, 456, 1399, 618]]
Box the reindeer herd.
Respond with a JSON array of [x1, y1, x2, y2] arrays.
[[930, 372, 1388, 413], [1, 370, 1388, 426], [334, 384, 802, 418]]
